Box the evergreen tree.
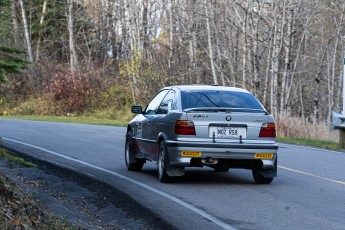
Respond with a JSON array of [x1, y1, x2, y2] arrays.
[[0, 0, 8, 6], [0, 47, 30, 82], [0, 0, 29, 83]]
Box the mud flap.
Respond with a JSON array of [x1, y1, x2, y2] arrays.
[[259, 157, 277, 178], [167, 165, 185, 177]]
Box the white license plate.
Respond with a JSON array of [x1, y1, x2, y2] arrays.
[[209, 126, 247, 138]]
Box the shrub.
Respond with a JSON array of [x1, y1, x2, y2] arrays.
[[46, 71, 89, 115], [9, 97, 54, 115]]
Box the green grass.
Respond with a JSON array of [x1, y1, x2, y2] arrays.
[[4, 115, 130, 126], [0, 148, 37, 168], [277, 136, 341, 151]]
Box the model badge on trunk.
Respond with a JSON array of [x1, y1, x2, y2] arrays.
[[193, 115, 208, 118]]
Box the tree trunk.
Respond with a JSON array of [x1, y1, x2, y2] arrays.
[[10, 0, 20, 48], [168, 0, 174, 78], [18, 0, 33, 63], [286, 22, 307, 111], [329, 3, 345, 122], [67, 0, 78, 72], [281, 3, 293, 114], [242, 5, 248, 89], [270, 2, 282, 117], [35, 0, 48, 62], [298, 75, 305, 121], [142, 1, 149, 51], [205, 0, 218, 85], [250, 0, 265, 97]]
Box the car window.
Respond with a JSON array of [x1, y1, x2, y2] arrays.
[[157, 90, 176, 114], [144, 90, 169, 115], [181, 90, 264, 110]]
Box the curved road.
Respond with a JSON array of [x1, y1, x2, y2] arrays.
[[1, 119, 345, 230]]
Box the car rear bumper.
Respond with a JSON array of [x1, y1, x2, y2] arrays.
[[165, 140, 278, 168]]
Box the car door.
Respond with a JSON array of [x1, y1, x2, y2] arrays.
[[149, 89, 177, 157], [136, 89, 169, 157]]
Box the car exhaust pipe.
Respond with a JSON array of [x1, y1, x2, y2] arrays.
[[201, 157, 218, 165]]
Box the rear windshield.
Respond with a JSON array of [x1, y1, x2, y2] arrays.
[[181, 90, 264, 110]]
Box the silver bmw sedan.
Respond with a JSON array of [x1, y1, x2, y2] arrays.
[[125, 85, 278, 184]]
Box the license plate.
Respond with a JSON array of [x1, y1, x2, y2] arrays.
[[181, 151, 201, 157], [209, 126, 247, 138], [254, 153, 273, 159]]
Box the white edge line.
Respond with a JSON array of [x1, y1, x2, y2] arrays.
[[278, 143, 345, 185], [2, 137, 237, 230], [278, 166, 345, 185], [278, 143, 343, 154]]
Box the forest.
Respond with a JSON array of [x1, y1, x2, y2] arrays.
[[1, 0, 345, 139]]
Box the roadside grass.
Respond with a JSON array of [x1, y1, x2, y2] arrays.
[[276, 114, 341, 151], [0, 148, 37, 168], [5, 115, 129, 126], [277, 136, 341, 151]]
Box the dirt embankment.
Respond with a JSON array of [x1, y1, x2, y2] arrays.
[[0, 158, 122, 229], [0, 148, 176, 230], [0, 172, 74, 229]]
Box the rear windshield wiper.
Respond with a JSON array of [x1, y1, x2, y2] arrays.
[[183, 107, 269, 115]]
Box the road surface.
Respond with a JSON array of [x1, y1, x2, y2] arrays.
[[1, 119, 344, 230]]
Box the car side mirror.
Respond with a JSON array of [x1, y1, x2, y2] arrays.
[[131, 105, 142, 114]]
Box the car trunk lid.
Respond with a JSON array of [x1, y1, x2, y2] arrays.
[[184, 108, 270, 140]]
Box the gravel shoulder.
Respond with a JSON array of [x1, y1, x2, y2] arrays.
[[0, 148, 175, 230]]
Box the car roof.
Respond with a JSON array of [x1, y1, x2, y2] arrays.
[[163, 85, 251, 93]]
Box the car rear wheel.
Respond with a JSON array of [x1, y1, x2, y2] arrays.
[[125, 131, 144, 171], [252, 169, 274, 184], [158, 141, 171, 183]]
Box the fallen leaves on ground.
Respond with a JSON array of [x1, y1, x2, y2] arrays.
[[0, 172, 79, 230]]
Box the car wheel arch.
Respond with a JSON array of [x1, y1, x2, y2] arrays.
[[126, 125, 132, 134], [157, 132, 168, 144], [125, 130, 144, 171]]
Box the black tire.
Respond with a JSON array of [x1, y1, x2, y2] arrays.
[[158, 141, 171, 183], [125, 131, 144, 171], [252, 169, 274, 184]]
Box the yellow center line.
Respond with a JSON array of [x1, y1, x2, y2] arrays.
[[278, 166, 345, 185]]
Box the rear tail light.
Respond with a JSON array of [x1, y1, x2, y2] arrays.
[[259, 123, 276, 138], [174, 120, 196, 135]]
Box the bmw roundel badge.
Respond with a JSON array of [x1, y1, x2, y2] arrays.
[[226, 115, 232, 121]]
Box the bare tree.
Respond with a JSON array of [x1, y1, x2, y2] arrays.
[[35, 0, 48, 62], [205, 0, 218, 85], [66, 0, 78, 72], [4, 0, 345, 123], [18, 0, 33, 63], [10, 0, 20, 47]]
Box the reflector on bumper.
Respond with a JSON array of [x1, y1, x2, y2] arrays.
[[181, 151, 202, 157], [254, 153, 273, 159]]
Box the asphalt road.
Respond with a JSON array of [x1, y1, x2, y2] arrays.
[[1, 119, 345, 230]]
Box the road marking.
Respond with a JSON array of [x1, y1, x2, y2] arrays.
[[278, 166, 345, 185], [278, 143, 343, 154], [2, 137, 237, 230], [278, 143, 345, 185]]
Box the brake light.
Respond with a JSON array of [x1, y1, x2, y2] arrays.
[[175, 120, 196, 135], [259, 123, 276, 138]]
